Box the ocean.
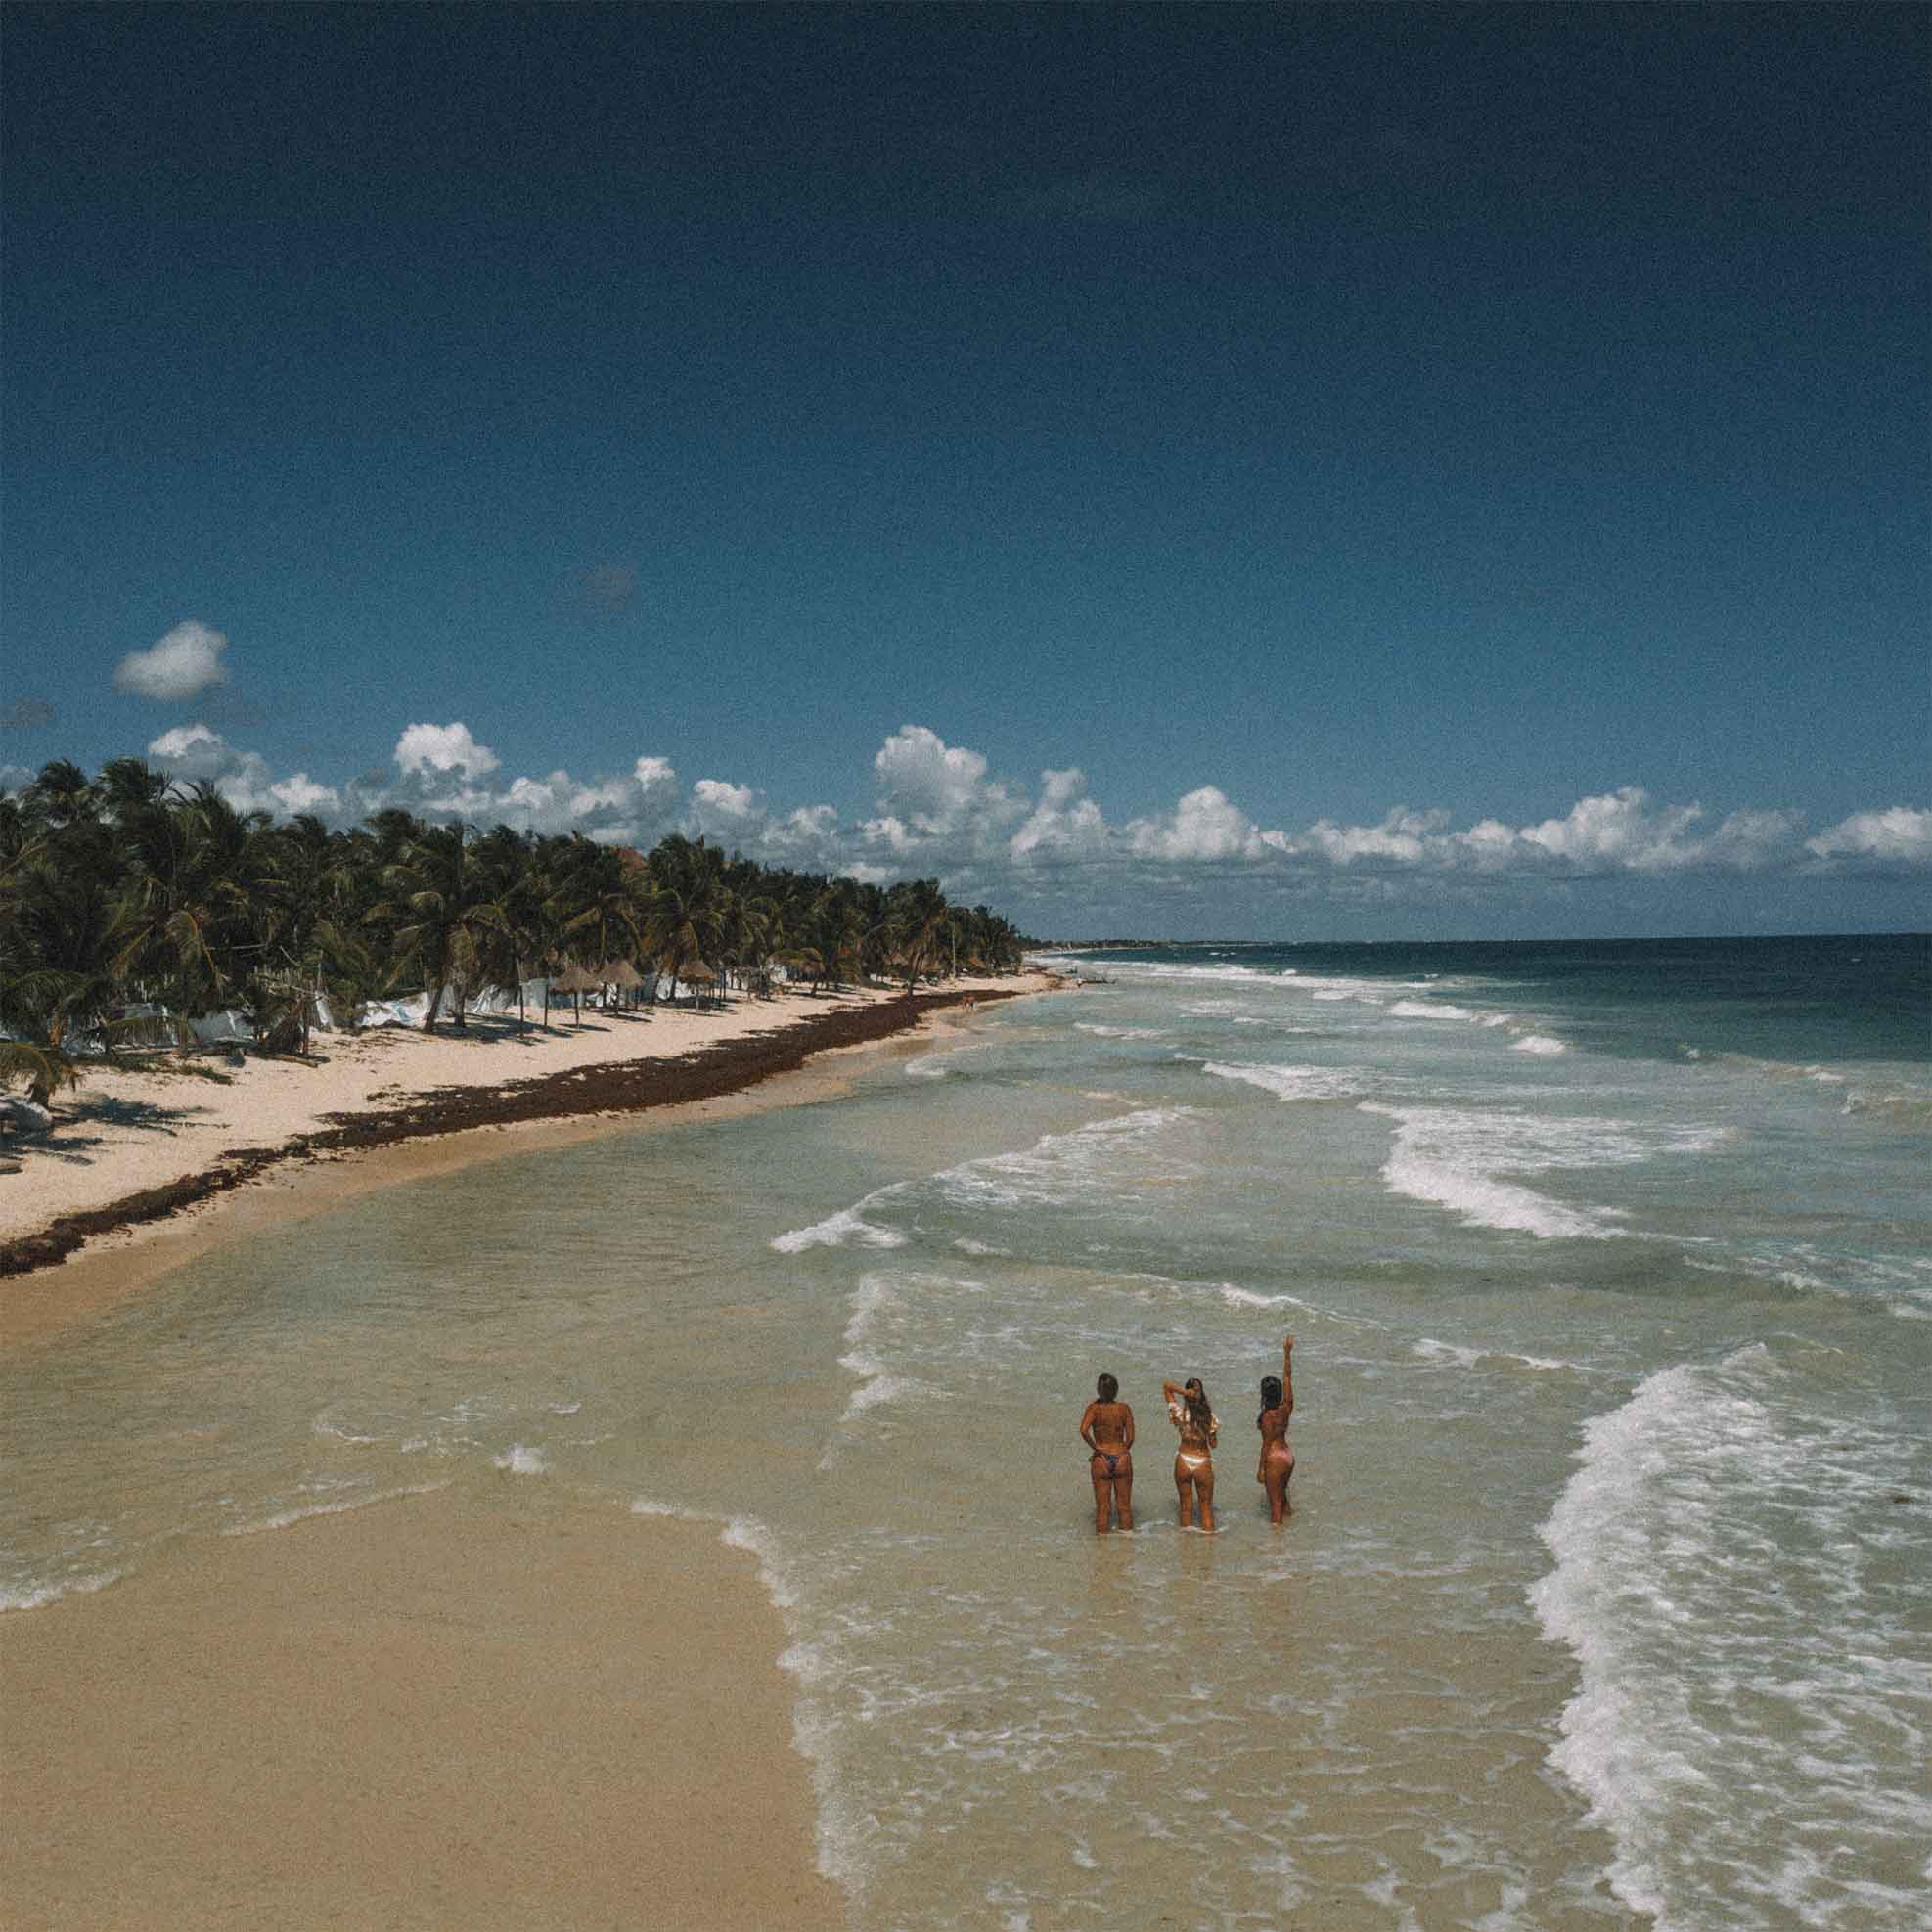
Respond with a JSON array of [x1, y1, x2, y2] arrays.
[[4, 934, 1928, 1929]]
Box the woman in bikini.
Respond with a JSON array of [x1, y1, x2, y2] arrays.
[[1161, 1375, 1220, 1532], [1079, 1373, 1136, 1533], [1256, 1333, 1296, 1525]]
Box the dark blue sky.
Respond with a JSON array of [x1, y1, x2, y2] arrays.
[[4, 4, 1926, 936]]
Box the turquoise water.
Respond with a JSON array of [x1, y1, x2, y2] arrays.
[[4, 936, 1929, 1928]]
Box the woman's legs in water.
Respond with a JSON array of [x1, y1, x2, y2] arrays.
[[1262, 1451, 1295, 1525], [1175, 1458, 1216, 1531], [1092, 1457, 1135, 1532]]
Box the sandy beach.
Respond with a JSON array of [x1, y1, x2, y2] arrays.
[[1, 1486, 842, 1930], [1, 971, 1055, 1931], [1, 973, 1052, 1348]]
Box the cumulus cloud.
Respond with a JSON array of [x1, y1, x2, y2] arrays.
[[1519, 787, 1706, 872], [0, 696, 56, 731], [1806, 806, 1932, 865], [148, 724, 340, 818], [96, 713, 1930, 925], [395, 721, 500, 782], [874, 725, 1021, 840], [1011, 768, 1110, 861], [115, 621, 230, 701], [1127, 786, 1287, 863]]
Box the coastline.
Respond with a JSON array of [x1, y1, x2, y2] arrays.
[[1, 973, 1055, 1348], [0, 1484, 842, 1931]]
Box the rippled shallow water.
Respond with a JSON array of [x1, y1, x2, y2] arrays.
[[5, 936, 1928, 1929]]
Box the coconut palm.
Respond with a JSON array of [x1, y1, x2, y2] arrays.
[[112, 782, 280, 1044], [885, 877, 950, 992], [642, 835, 730, 1002], [375, 822, 508, 1032]]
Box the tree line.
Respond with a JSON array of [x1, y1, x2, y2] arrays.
[[0, 758, 1028, 1104]]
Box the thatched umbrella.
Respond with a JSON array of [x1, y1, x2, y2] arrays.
[[601, 958, 645, 1011], [679, 960, 718, 1008], [550, 962, 601, 1026]]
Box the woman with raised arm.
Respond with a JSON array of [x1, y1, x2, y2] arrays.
[[1161, 1375, 1220, 1532], [1079, 1373, 1136, 1533], [1256, 1333, 1296, 1525]]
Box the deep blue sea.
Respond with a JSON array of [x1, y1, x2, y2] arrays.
[[5, 933, 1928, 1928]]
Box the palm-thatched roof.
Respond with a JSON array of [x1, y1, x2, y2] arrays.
[[601, 959, 645, 988], [549, 963, 602, 994], [679, 961, 718, 984]]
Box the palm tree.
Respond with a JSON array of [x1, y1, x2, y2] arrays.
[[885, 877, 950, 993], [641, 835, 730, 1002], [0, 839, 121, 1103], [375, 823, 507, 1032], [112, 783, 280, 1045]]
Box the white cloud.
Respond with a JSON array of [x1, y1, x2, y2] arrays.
[[1807, 806, 1932, 864], [1520, 787, 1706, 872], [693, 778, 759, 819], [1127, 786, 1281, 862], [108, 713, 1930, 927], [1301, 807, 1448, 866], [874, 724, 1022, 842], [147, 724, 340, 818], [115, 621, 229, 701], [395, 721, 500, 781], [1011, 768, 1110, 860]]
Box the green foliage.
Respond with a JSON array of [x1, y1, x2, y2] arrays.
[[0, 759, 1030, 1081]]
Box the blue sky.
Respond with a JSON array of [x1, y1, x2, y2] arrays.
[[4, 3, 1926, 939]]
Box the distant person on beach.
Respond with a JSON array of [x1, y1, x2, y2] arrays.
[[1161, 1375, 1220, 1532], [1256, 1334, 1296, 1525], [1079, 1373, 1136, 1533]]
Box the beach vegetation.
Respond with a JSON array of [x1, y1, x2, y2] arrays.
[[0, 758, 1028, 1088]]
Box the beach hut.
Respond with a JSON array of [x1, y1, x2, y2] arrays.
[[549, 962, 602, 1026]]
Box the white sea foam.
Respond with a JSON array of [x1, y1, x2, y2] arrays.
[[934, 1107, 1199, 1214], [224, 1479, 451, 1535], [0, 1567, 123, 1612], [1075, 1021, 1164, 1039], [1532, 1349, 1932, 1929], [1217, 1283, 1320, 1314], [1201, 1060, 1367, 1102], [492, 1442, 548, 1475], [772, 1197, 910, 1252], [1413, 1337, 1575, 1373], [1511, 1034, 1567, 1056], [1361, 1103, 1724, 1240], [1387, 998, 1478, 1021]]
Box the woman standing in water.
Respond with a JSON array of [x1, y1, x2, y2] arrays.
[[1079, 1373, 1136, 1533], [1161, 1375, 1220, 1532], [1256, 1334, 1296, 1525]]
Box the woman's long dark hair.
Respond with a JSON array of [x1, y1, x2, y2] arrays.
[[1258, 1374, 1283, 1425]]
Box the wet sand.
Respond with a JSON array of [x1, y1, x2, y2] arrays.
[[0, 1486, 840, 1929]]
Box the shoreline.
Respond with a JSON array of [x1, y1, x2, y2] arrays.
[[1, 974, 1056, 1348]]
